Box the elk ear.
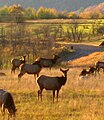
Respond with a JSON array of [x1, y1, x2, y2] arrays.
[[66, 68, 69, 71], [60, 68, 63, 72], [60, 68, 69, 72]]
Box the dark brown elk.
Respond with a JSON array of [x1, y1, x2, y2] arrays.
[[18, 60, 42, 80], [0, 89, 17, 120], [11, 55, 26, 74], [79, 69, 88, 76], [37, 55, 60, 70], [88, 66, 97, 75], [95, 61, 104, 73], [79, 69, 89, 79], [37, 68, 69, 102]]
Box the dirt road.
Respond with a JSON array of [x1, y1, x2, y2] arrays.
[[62, 43, 104, 61]]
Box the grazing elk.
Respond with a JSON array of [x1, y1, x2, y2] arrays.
[[37, 55, 60, 70], [18, 60, 42, 80], [0, 89, 17, 120], [79, 69, 88, 76], [37, 68, 69, 102], [88, 66, 97, 76], [79, 69, 89, 79], [11, 55, 26, 74], [95, 61, 104, 73], [79, 67, 97, 79]]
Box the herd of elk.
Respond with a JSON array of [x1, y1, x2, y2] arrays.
[[79, 61, 104, 79], [17, 55, 60, 80], [79, 66, 97, 79], [1, 55, 104, 118]]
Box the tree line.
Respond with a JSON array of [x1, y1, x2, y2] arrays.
[[0, 4, 104, 23], [0, 20, 104, 69]]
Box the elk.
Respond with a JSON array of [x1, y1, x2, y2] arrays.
[[79, 69, 88, 76], [18, 60, 42, 80], [95, 61, 104, 73], [37, 55, 60, 70], [0, 89, 17, 120], [37, 68, 69, 102], [88, 66, 97, 75], [79, 68, 89, 79], [11, 55, 26, 74]]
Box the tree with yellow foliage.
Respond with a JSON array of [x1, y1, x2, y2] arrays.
[[68, 12, 79, 19], [37, 7, 57, 19], [8, 4, 24, 23]]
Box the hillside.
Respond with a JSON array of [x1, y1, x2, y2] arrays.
[[69, 52, 104, 67], [80, 2, 104, 14], [0, 0, 103, 11], [60, 43, 104, 67]]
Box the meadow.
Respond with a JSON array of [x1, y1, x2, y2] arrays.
[[0, 67, 103, 120], [0, 19, 104, 120]]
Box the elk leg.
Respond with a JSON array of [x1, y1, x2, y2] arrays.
[[38, 90, 40, 101], [18, 72, 25, 81], [53, 90, 55, 103], [40, 89, 43, 102], [98, 67, 100, 73], [11, 66, 16, 74], [34, 74, 36, 80], [1, 104, 5, 116], [34, 73, 39, 80], [37, 73, 39, 77], [38, 89, 43, 102], [56, 90, 59, 102]]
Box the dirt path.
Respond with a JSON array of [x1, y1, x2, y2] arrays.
[[62, 43, 104, 61]]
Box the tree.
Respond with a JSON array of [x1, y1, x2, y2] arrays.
[[57, 10, 68, 19], [97, 25, 104, 35], [37, 7, 57, 19], [8, 4, 25, 23], [68, 12, 79, 19], [25, 7, 36, 20], [70, 22, 83, 42], [0, 5, 9, 21]]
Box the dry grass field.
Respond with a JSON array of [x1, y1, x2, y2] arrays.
[[0, 65, 104, 120]]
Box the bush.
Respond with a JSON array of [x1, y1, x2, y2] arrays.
[[97, 26, 104, 35]]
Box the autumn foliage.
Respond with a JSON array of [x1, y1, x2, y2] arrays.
[[0, 3, 104, 21]]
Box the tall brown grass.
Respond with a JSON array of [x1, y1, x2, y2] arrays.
[[0, 68, 104, 120]]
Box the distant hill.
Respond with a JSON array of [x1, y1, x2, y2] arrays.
[[79, 2, 104, 18], [81, 2, 104, 13], [0, 0, 104, 11]]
